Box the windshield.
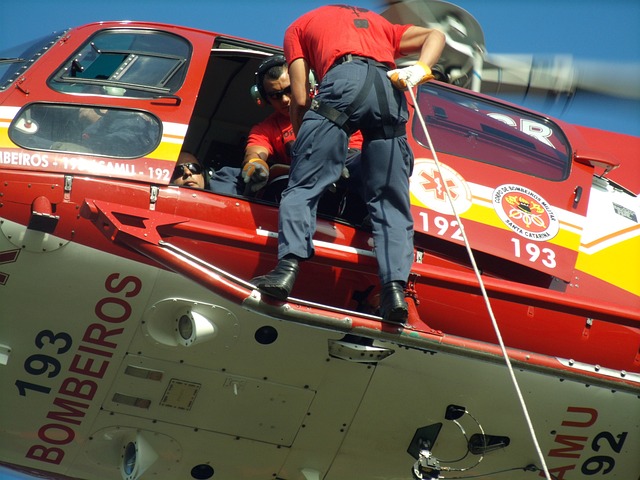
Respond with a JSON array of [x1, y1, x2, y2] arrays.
[[0, 30, 67, 91], [49, 29, 191, 98]]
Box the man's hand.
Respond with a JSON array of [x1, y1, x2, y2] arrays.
[[387, 61, 434, 90], [242, 158, 270, 192]]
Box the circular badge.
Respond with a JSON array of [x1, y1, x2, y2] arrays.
[[493, 184, 559, 241], [410, 159, 472, 215]]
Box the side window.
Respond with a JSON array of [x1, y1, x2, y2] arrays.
[[414, 84, 571, 181], [9, 103, 161, 158], [49, 29, 191, 98]]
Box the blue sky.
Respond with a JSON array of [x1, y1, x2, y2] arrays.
[[0, 1, 639, 479], [1, 0, 639, 137]]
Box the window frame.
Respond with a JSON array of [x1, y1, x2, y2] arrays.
[[48, 28, 192, 98]]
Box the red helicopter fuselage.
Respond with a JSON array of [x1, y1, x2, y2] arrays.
[[0, 20, 638, 480]]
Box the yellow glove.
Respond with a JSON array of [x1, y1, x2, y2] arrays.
[[242, 158, 270, 192], [387, 61, 434, 90]]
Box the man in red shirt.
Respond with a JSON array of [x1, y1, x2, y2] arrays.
[[251, 5, 444, 325], [210, 54, 363, 196]]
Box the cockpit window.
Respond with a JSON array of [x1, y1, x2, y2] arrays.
[[49, 29, 191, 98], [9, 103, 161, 158], [0, 31, 66, 91], [413, 83, 571, 181]]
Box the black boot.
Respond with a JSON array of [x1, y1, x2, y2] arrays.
[[251, 257, 300, 301], [380, 281, 408, 325]]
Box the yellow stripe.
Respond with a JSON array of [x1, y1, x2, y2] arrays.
[[412, 199, 582, 252], [0, 128, 12, 146], [146, 141, 182, 161], [582, 224, 640, 251], [576, 234, 640, 296]]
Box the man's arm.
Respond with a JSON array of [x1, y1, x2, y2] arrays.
[[288, 57, 311, 135], [388, 26, 446, 90], [243, 145, 269, 167], [399, 26, 445, 67]]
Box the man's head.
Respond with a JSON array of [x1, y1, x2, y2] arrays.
[[171, 151, 205, 189], [254, 55, 291, 116]]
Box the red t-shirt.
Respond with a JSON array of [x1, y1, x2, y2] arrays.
[[248, 111, 364, 164], [247, 111, 295, 165], [284, 5, 411, 81]]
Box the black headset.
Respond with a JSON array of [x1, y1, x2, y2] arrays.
[[250, 54, 317, 107], [250, 54, 287, 106]]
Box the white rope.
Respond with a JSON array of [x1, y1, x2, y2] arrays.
[[407, 85, 552, 480]]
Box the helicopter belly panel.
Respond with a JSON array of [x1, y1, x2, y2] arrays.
[[102, 355, 316, 446], [0, 219, 161, 477], [329, 345, 640, 479], [1, 214, 639, 480]]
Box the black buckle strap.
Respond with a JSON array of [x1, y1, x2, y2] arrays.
[[312, 57, 403, 139], [310, 98, 351, 132], [333, 54, 370, 67], [362, 124, 406, 140], [311, 59, 376, 136], [332, 54, 389, 71]]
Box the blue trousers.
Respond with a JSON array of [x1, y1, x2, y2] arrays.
[[209, 166, 245, 195], [209, 153, 363, 198], [278, 59, 415, 285]]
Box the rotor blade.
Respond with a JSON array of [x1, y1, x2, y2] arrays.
[[482, 54, 640, 100], [381, 0, 640, 101]]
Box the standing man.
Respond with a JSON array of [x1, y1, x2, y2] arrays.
[[251, 5, 445, 325]]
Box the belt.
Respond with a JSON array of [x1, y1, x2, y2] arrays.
[[333, 54, 371, 66], [331, 54, 389, 72]]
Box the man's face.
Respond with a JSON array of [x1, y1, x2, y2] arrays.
[[263, 71, 291, 116], [172, 153, 205, 189]]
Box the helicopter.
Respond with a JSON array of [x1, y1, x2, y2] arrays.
[[0, 1, 638, 479]]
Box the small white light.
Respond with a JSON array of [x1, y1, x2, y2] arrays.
[[177, 315, 194, 341], [122, 442, 136, 477], [175, 309, 217, 346], [120, 434, 158, 480]]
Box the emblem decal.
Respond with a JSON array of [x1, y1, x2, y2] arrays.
[[410, 159, 472, 215], [493, 184, 559, 241]]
